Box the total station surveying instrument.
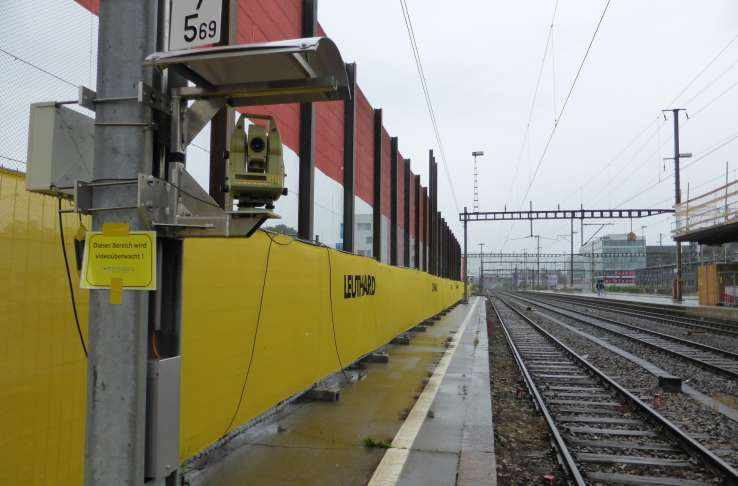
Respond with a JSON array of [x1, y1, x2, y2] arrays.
[[227, 113, 286, 210]]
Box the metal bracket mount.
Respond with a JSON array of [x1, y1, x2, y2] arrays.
[[77, 83, 171, 115], [72, 165, 276, 238]]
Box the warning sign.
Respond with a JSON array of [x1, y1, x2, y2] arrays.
[[80, 230, 157, 290]]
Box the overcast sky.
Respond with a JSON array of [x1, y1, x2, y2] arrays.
[[4, 1, 738, 257], [319, 0, 738, 254]]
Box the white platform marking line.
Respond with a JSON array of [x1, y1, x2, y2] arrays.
[[368, 297, 481, 486]]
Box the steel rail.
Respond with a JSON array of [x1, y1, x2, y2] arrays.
[[510, 292, 738, 380], [529, 291, 737, 329], [568, 300, 738, 337], [491, 299, 586, 486], [493, 295, 738, 483], [525, 292, 738, 335], [519, 292, 738, 360]]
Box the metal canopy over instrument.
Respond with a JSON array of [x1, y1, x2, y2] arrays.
[[145, 37, 349, 106], [145, 36, 349, 174]]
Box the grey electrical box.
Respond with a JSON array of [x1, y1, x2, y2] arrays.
[[145, 356, 181, 480], [25, 102, 94, 198]]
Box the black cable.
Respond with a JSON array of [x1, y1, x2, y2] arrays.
[[0, 153, 26, 165], [263, 229, 295, 246], [326, 249, 346, 371], [161, 179, 224, 210], [190, 142, 210, 153], [221, 237, 273, 437], [0, 47, 78, 88], [57, 198, 88, 358]]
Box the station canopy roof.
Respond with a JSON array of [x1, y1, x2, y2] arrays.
[[144, 37, 349, 106]]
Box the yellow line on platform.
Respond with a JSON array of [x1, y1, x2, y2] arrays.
[[368, 297, 481, 486]]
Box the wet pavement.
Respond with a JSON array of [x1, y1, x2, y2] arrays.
[[388, 297, 495, 486], [187, 300, 488, 486]]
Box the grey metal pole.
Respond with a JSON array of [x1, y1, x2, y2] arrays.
[[479, 242, 485, 291], [671, 109, 683, 303], [580, 203, 584, 247], [570, 218, 574, 287], [536, 235, 541, 288], [463, 207, 468, 303], [86, 1, 157, 484]]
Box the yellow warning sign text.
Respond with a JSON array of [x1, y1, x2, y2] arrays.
[[80, 231, 157, 290]]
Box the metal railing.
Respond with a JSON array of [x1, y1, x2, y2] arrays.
[[672, 179, 738, 237]]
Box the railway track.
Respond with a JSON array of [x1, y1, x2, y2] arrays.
[[491, 296, 738, 485], [525, 292, 738, 337], [507, 292, 738, 381]]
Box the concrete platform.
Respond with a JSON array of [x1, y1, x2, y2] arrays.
[[541, 290, 699, 307], [185, 298, 494, 486], [379, 296, 495, 486]]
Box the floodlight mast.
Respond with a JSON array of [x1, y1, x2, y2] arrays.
[[472, 151, 483, 212]]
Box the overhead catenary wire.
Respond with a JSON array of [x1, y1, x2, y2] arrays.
[[666, 31, 738, 107], [588, 128, 673, 206], [558, 117, 662, 207], [519, 0, 613, 206], [569, 30, 738, 208], [690, 77, 738, 118], [508, 0, 560, 211], [398, 0, 460, 216], [502, 0, 561, 250], [583, 66, 738, 210], [534, 11, 738, 231], [680, 54, 738, 108], [503, 0, 611, 250], [615, 129, 738, 208]]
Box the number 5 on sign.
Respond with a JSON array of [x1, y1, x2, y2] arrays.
[[169, 0, 223, 51]]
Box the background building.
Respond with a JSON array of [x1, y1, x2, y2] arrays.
[[580, 233, 646, 289]]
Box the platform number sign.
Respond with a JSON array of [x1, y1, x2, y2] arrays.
[[169, 0, 223, 51]]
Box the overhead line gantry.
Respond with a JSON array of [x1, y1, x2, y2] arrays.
[[460, 206, 675, 297]]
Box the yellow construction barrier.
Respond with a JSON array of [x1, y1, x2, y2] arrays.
[[180, 236, 462, 459], [0, 169, 89, 485], [0, 168, 463, 484]]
